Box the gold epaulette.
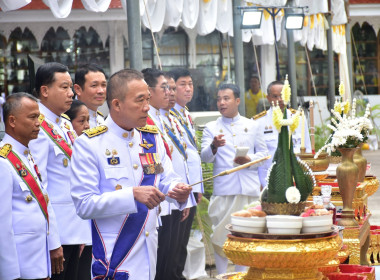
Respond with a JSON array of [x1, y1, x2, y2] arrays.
[[289, 108, 297, 114], [0, 144, 12, 158], [61, 113, 70, 120], [253, 110, 267, 120], [136, 125, 159, 134], [97, 110, 104, 117], [38, 114, 45, 123], [83, 125, 108, 138], [170, 110, 178, 118], [185, 106, 189, 111]]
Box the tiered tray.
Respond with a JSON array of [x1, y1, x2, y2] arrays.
[[221, 227, 342, 280]]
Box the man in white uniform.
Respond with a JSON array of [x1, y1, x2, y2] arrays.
[[74, 63, 107, 127], [29, 62, 92, 280], [254, 81, 311, 187], [70, 69, 192, 280], [169, 68, 204, 279], [201, 83, 268, 274], [0, 92, 63, 280]]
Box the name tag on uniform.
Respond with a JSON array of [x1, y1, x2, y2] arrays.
[[264, 130, 273, 134]]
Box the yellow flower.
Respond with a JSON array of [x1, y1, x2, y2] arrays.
[[281, 76, 291, 105], [343, 101, 350, 115], [339, 81, 344, 97], [272, 106, 283, 132], [290, 113, 300, 134], [334, 101, 342, 114]]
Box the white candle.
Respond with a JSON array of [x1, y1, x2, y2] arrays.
[[301, 110, 305, 149]]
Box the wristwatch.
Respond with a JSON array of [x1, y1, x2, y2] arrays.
[[210, 142, 217, 152]]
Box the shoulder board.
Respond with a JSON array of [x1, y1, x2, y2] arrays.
[[136, 125, 159, 134], [185, 106, 189, 111], [38, 114, 45, 123], [170, 110, 178, 117], [83, 125, 108, 138], [253, 110, 267, 120], [97, 110, 104, 117], [0, 144, 12, 158], [61, 113, 70, 120], [289, 108, 297, 114]]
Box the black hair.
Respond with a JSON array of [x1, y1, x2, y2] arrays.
[[74, 63, 106, 89], [267, 81, 284, 96], [65, 99, 87, 121], [218, 83, 240, 99], [141, 68, 164, 88], [34, 62, 69, 97], [106, 69, 144, 108], [167, 68, 192, 82], [3, 92, 38, 124]]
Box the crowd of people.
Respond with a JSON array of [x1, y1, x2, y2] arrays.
[[0, 62, 310, 280]]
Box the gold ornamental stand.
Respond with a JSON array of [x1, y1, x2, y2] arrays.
[[221, 233, 342, 280]]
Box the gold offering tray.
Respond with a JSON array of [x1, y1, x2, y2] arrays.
[[226, 224, 337, 240]]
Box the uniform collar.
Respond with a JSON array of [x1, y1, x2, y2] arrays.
[[221, 113, 241, 124], [174, 103, 186, 116], [105, 115, 135, 140], [1, 133, 30, 157], [149, 105, 161, 116], [159, 109, 170, 118], [39, 102, 61, 125], [88, 108, 97, 120]]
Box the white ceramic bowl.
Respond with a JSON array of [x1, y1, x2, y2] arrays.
[[266, 215, 303, 234], [230, 216, 266, 234], [301, 214, 333, 233]]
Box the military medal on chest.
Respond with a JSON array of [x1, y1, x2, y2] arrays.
[[139, 153, 164, 174]]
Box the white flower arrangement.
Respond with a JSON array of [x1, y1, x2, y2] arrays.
[[315, 98, 373, 158]]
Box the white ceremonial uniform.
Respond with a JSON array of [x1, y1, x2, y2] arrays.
[[0, 134, 61, 280], [172, 103, 203, 194], [29, 103, 91, 245], [201, 114, 268, 268], [70, 116, 185, 280], [160, 108, 196, 210], [254, 107, 312, 187], [88, 108, 105, 128], [201, 114, 268, 197]]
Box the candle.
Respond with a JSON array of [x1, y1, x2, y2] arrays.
[[301, 110, 305, 150]]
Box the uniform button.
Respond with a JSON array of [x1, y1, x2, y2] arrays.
[[55, 117, 60, 123], [231, 123, 234, 126], [129, 142, 133, 147], [115, 184, 122, 190], [233, 134, 236, 136], [122, 132, 128, 138], [145, 231, 149, 237], [234, 145, 237, 148], [133, 164, 138, 170]]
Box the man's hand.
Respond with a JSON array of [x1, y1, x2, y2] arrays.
[[213, 134, 225, 148], [167, 183, 192, 203], [180, 208, 190, 222], [50, 246, 64, 275], [197, 193, 203, 204], [133, 186, 165, 209], [234, 155, 251, 165]]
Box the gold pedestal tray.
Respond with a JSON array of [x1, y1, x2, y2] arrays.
[[222, 231, 342, 280]]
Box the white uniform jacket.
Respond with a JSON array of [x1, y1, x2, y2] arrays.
[[88, 108, 105, 128], [70, 116, 184, 280], [172, 103, 203, 193], [201, 114, 268, 197], [0, 134, 60, 280], [254, 107, 312, 187], [29, 103, 91, 245], [160, 108, 196, 210]]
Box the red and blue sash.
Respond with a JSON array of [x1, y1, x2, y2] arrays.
[[170, 109, 196, 147], [91, 130, 158, 280]]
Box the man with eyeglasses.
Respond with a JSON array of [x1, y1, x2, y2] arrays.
[[253, 81, 311, 188], [142, 68, 196, 280], [168, 68, 203, 280]]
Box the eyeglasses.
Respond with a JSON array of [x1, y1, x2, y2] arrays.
[[151, 84, 170, 92]]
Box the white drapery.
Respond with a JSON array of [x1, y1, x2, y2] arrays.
[[0, 0, 30, 12]]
